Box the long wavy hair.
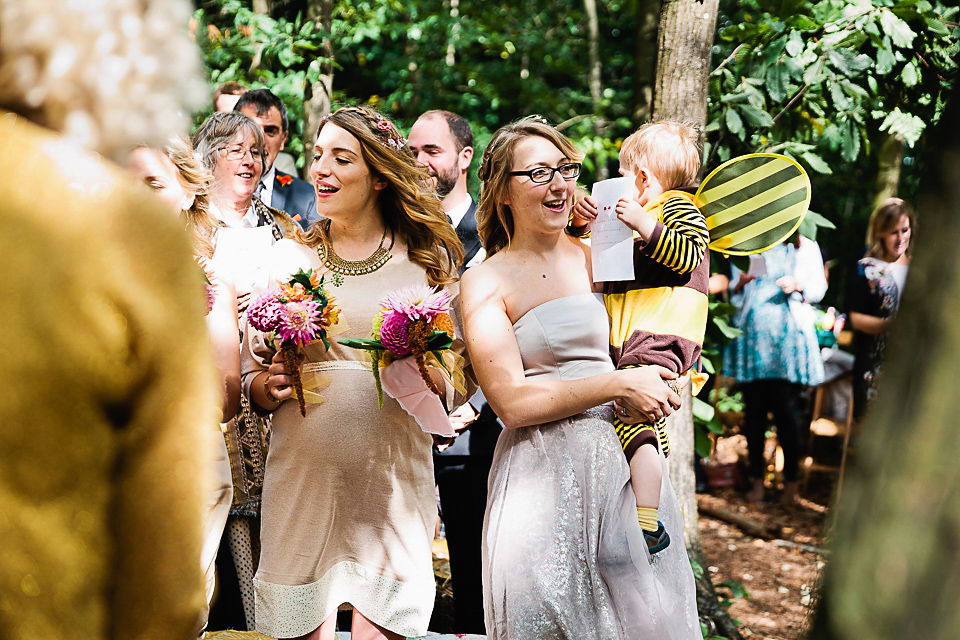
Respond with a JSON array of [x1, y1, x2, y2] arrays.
[[299, 106, 463, 286], [477, 117, 583, 257], [867, 197, 916, 261], [157, 137, 219, 259]]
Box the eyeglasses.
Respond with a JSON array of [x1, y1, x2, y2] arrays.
[[509, 162, 581, 184], [221, 145, 265, 162]]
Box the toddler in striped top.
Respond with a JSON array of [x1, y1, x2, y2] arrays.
[[569, 121, 709, 554]]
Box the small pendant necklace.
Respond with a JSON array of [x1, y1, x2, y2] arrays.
[[318, 223, 393, 276]]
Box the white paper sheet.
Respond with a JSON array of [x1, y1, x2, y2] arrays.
[[589, 176, 636, 282], [211, 226, 275, 294]]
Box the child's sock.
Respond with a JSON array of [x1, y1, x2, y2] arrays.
[[636, 507, 659, 532], [637, 507, 671, 555]]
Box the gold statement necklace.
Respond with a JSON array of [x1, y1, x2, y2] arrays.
[[318, 222, 393, 276]]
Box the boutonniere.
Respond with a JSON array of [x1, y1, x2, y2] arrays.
[[277, 174, 294, 187]]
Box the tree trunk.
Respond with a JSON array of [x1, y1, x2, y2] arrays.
[[807, 82, 960, 640], [866, 132, 904, 243], [652, 0, 719, 128], [653, 1, 741, 638], [583, 0, 609, 180], [303, 0, 334, 180], [632, 0, 659, 125]]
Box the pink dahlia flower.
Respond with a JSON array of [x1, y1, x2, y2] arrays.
[[380, 284, 451, 322], [276, 299, 322, 346], [247, 291, 284, 332], [379, 311, 412, 356], [204, 283, 216, 315]]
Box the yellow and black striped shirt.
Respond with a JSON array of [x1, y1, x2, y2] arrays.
[[605, 190, 709, 376]]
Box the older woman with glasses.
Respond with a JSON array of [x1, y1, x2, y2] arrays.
[[192, 110, 298, 631]]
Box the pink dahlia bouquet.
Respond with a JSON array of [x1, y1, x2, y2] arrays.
[[339, 283, 463, 436], [248, 268, 341, 416]]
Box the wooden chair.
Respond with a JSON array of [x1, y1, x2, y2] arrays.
[[801, 372, 854, 500]]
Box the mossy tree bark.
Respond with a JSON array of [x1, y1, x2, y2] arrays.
[[302, 0, 334, 180], [807, 77, 960, 640], [632, 0, 660, 126]]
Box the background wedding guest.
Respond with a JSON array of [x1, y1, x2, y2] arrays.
[[214, 81, 248, 113], [193, 110, 297, 631], [724, 234, 828, 504], [408, 108, 496, 634], [0, 0, 219, 637], [243, 105, 468, 640], [127, 138, 241, 630], [848, 197, 915, 420], [235, 88, 319, 230]]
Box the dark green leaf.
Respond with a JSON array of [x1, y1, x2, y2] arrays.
[[766, 64, 790, 102], [725, 107, 744, 136], [738, 104, 774, 128], [800, 152, 832, 174]]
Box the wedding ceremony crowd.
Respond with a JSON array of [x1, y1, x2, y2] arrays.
[[1, 1, 917, 640]]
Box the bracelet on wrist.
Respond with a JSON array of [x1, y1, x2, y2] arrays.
[[263, 374, 280, 405], [565, 221, 590, 238]]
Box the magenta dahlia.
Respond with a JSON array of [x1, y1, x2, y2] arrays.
[[379, 311, 413, 356], [247, 291, 284, 332]]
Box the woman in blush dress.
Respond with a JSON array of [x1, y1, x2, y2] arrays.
[[460, 117, 700, 640], [242, 106, 469, 640]]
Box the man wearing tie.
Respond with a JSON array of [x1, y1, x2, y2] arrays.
[[408, 110, 498, 634], [235, 89, 319, 230]]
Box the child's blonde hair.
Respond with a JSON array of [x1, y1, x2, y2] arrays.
[[619, 121, 701, 191]]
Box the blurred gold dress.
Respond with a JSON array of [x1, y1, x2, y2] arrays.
[[0, 113, 219, 639]]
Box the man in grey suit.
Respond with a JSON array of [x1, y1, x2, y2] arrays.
[[235, 89, 319, 230], [409, 110, 498, 634]]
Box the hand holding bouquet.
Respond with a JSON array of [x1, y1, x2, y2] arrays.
[[339, 283, 464, 435], [248, 269, 340, 416]]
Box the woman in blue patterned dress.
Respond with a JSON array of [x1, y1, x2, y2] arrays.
[[724, 233, 827, 503]]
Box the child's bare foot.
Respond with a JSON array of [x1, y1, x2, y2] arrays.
[[746, 478, 765, 503]]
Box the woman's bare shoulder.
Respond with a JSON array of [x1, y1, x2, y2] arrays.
[[460, 254, 512, 307]]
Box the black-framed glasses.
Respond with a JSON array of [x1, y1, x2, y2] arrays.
[[221, 145, 265, 162], [509, 162, 581, 184]]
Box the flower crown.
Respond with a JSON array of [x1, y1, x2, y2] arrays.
[[321, 107, 407, 151]]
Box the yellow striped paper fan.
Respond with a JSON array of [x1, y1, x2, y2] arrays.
[[695, 153, 810, 255]]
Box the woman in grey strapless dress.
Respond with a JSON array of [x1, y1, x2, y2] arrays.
[[460, 119, 700, 639]]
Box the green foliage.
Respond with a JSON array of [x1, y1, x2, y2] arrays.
[[192, 0, 334, 170], [709, 0, 957, 305], [694, 291, 745, 459]]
